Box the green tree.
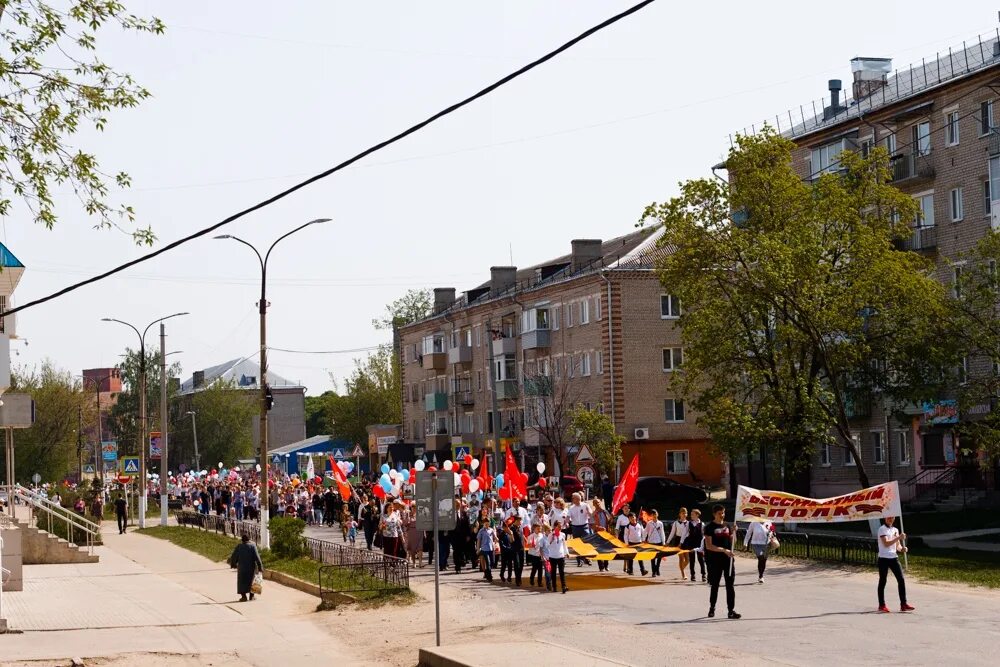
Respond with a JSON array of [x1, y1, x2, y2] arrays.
[[569, 407, 623, 479], [107, 347, 180, 456], [0, 1, 163, 242], [326, 345, 399, 446], [2, 361, 94, 483], [372, 289, 432, 331], [304, 391, 336, 437], [183, 379, 257, 469], [641, 129, 954, 493]]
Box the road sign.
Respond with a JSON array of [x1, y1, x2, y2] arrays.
[[101, 440, 118, 462], [31, 472, 40, 485], [122, 456, 140, 475], [415, 471, 456, 532], [332, 448, 345, 460], [350, 445, 365, 458], [576, 464, 596, 487], [575, 445, 594, 463], [272, 454, 280, 464], [149, 432, 162, 460], [117, 475, 131, 484], [0, 393, 35, 427], [83, 464, 96, 474], [452, 445, 470, 461]]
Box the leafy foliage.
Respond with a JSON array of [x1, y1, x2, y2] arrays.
[[173, 378, 257, 470], [268, 515, 307, 559], [641, 129, 954, 491], [568, 407, 623, 477], [371, 289, 432, 331], [106, 347, 180, 456], [0, 1, 163, 241], [322, 345, 398, 446]]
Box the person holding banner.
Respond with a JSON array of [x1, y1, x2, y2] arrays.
[[704, 504, 740, 619], [877, 516, 915, 613], [743, 519, 775, 584]]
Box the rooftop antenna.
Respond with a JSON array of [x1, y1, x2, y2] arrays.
[[509, 242, 513, 266]]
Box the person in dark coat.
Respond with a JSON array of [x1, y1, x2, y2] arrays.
[[229, 533, 264, 602], [360, 497, 380, 550], [114, 493, 127, 534], [450, 502, 473, 573]]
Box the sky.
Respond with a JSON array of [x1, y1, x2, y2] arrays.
[[5, 1, 996, 394]]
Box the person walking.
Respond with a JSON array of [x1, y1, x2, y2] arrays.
[[477, 519, 495, 582], [590, 499, 612, 571], [498, 520, 515, 583], [380, 501, 403, 557], [684, 508, 707, 582], [615, 503, 632, 573], [877, 516, 915, 613], [623, 512, 646, 576], [526, 523, 545, 588], [403, 502, 424, 568], [567, 492, 592, 567], [114, 493, 128, 534], [666, 507, 691, 580], [704, 504, 740, 619], [644, 509, 667, 577], [360, 498, 379, 551], [91, 495, 104, 524], [510, 516, 525, 586], [744, 519, 775, 583], [228, 533, 264, 602], [541, 519, 569, 593]]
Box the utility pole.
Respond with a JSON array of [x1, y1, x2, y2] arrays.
[[159, 323, 169, 526], [187, 411, 200, 472], [486, 318, 501, 479], [139, 348, 147, 528], [77, 407, 83, 483]]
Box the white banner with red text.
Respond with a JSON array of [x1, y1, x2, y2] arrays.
[[735, 481, 902, 523]]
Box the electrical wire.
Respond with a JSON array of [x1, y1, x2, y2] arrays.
[[0, 0, 656, 320], [268, 345, 384, 355]]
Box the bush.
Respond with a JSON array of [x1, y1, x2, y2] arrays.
[[269, 515, 307, 559]]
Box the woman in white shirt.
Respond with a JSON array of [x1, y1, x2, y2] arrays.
[[743, 519, 774, 583], [666, 507, 690, 580], [643, 509, 666, 578], [541, 520, 570, 593], [525, 524, 545, 588], [876, 516, 914, 613], [622, 513, 646, 576]]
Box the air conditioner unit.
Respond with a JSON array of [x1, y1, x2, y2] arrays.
[[634, 427, 649, 440]]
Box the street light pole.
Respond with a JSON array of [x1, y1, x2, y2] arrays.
[[102, 312, 188, 529], [187, 411, 200, 473], [159, 323, 169, 527], [215, 218, 330, 550]]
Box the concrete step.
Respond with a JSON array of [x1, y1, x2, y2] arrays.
[[10, 517, 99, 564]]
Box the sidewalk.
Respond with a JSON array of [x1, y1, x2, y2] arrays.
[[921, 527, 1000, 552], [2, 521, 356, 666]]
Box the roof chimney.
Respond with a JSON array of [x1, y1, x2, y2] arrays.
[[490, 266, 517, 296], [570, 239, 603, 272], [823, 80, 843, 120], [432, 288, 456, 315], [851, 57, 892, 100], [193, 370, 205, 389]]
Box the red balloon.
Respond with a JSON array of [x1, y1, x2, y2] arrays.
[[464, 454, 473, 466], [372, 485, 386, 499], [461, 471, 471, 480], [539, 477, 548, 488], [462, 479, 471, 494], [428, 466, 437, 472], [520, 472, 529, 484], [409, 468, 417, 479]]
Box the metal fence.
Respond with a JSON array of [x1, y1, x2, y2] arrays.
[[735, 528, 878, 567], [175, 510, 261, 543]]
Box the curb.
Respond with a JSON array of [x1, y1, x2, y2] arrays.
[[262, 569, 358, 606]]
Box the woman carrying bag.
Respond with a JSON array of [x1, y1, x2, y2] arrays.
[[743, 519, 776, 584], [229, 533, 264, 602]]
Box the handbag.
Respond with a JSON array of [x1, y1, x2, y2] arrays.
[[768, 533, 780, 551], [251, 572, 263, 595]]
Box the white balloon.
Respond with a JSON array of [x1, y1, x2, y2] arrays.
[[414, 460, 426, 471], [388, 469, 398, 479], [536, 462, 546, 474], [218, 461, 223, 468], [454, 472, 461, 486], [469, 479, 480, 493], [470, 459, 480, 470], [256, 464, 262, 472], [443, 460, 453, 471]]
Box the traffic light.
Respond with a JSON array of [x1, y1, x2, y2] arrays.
[[264, 384, 274, 411]]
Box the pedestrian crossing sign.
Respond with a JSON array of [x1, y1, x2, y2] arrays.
[[350, 445, 365, 458], [122, 456, 140, 475], [453, 445, 470, 461], [332, 448, 346, 460]]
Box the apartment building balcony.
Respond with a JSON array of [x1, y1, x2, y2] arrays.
[[521, 328, 551, 350], [448, 344, 473, 365], [425, 432, 450, 449], [894, 226, 937, 253], [425, 392, 448, 412], [495, 379, 519, 401], [844, 390, 872, 420], [422, 352, 447, 370], [453, 390, 475, 406], [523, 376, 553, 397], [890, 153, 934, 184], [492, 336, 516, 357]]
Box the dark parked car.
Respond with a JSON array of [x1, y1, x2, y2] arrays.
[[559, 475, 584, 498], [631, 476, 708, 513]]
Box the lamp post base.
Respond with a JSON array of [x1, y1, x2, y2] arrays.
[[260, 508, 270, 550], [160, 493, 168, 526], [138, 493, 147, 529]]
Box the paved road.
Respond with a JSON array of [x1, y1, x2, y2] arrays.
[[2, 523, 354, 666]]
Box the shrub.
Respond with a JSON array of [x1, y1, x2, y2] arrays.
[[269, 515, 307, 559]]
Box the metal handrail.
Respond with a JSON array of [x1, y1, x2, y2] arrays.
[[14, 485, 101, 534], [9, 485, 100, 555]]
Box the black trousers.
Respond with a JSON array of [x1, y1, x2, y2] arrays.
[[363, 526, 375, 550], [512, 548, 524, 584], [707, 556, 735, 612], [528, 554, 544, 586], [548, 557, 566, 590], [877, 557, 907, 606], [688, 550, 706, 578], [500, 551, 514, 580], [116, 513, 127, 533], [625, 543, 646, 575]]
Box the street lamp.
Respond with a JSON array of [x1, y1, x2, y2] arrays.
[[215, 217, 330, 548], [101, 312, 189, 528], [186, 411, 200, 473]]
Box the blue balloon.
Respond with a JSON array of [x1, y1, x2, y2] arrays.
[[380, 477, 393, 492], [477, 491, 484, 501], [401, 469, 410, 482], [346, 462, 355, 472], [495, 473, 504, 488], [380, 463, 390, 475]]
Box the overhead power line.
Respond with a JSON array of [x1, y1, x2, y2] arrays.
[[1, 0, 657, 320]]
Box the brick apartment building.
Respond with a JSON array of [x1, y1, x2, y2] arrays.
[[737, 29, 1000, 498], [398, 230, 723, 488], [81, 367, 122, 475]]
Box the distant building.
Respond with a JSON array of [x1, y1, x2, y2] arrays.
[[177, 357, 306, 452], [81, 367, 121, 474], [0, 242, 25, 397]]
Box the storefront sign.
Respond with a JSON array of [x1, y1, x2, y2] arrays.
[[923, 400, 958, 425]]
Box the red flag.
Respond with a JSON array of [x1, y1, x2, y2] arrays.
[[505, 446, 527, 503], [612, 454, 639, 515], [328, 456, 353, 502]]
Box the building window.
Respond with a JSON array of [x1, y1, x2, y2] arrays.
[[845, 434, 858, 466], [985, 180, 992, 215], [950, 188, 964, 221], [474, 325, 481, 347], [873, 432, 885, 464], [666, 450, 689, 474], [477, 370, 482, 392], [912, 122, 931, 156], [981, 100, 994, 136], [597, 402, 605, 414], [992, 157, 1000, 216], [581, 353, 591, 376], [916, 193, 935, 227], [595, 294, 602, 320], [580, 299, 590, 325], [664, 399, 685, 423], [959, 356, 969, 385], [522, 307, 550, 333], [954, 266, 964, 299], [897, 431, 910, 465], [567, 355, 575, 378], [662, 347, 683, 372], [596, 349, 604, 374], [884, 131, 897, 155], [564, 303, 574, 328], [810, 139, 846, 175], [945, 110, 960, 146], [820, 442, 831, 467], [660, 294, 681, 319]]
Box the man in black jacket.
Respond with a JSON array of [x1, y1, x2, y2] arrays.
[[114, 493, 128, 534], [450, 500, 472, 574], [360, 497, 379, 550]]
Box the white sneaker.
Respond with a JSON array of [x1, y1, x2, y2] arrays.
[[758, 577, 764, 584]]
